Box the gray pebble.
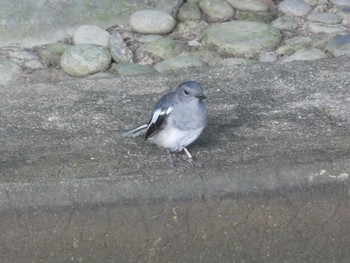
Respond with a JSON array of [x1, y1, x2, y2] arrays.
[[136, 38, 186, 61], [202, 21, 282, 57], [129, 10, 176, 35], [177, 2, 202, 21], [307, 13, 343, 24], [154, 55, 206, 72], [73, 25, 110, 47], [282, 48, 328, 62], [109, 32, 133, 63], [226, 0, 269, 12], [0, 57, 23, 85], [337, 6, 350, 25], [271, 15, 299, 31], [279, 0, 312, 16], [326, 34, 350, 57], [199, 0, 235, 22], [112, 62, 155, 76], [60, 44, 112, 77], [331, 0, 350, 7], [24, 60, 45, 70], [308, 22, 348, 34], [137, 35, 164, 43], [37, 43, 71, 68], [9, 50, 37, 61]]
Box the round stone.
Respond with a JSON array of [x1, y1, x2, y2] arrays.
[[109, 32, 133, 63], [308, 22, 348, 34], [199, 0, 234, 22], [326, 34, 350, 57], [307, 13, 343, 24], [282, 48, 328, 62], [73, 25, 110, 47], [226, 0, 269, 12], [136, 38, 185, 60], [331, 0, 350, 7], [279, 0, 312, 16], [129, 10, 176, 34], [38, 43, 71, 68], [271, 15, 299, 31], [177, 2, 202, 21], [202, 21, 282, 57], [60, 44, 112, 77], [112, 62, 155, 76], [154, 55, 206, 72]]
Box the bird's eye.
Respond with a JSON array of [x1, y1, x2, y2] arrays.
[[184, 90, 189, 95]]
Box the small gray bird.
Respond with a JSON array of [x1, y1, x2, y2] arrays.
[[123, 81, 207, 166]]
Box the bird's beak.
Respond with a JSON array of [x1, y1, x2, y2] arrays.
[[195, 93, 206, 100]]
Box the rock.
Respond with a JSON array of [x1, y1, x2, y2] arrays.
[[0, 0, 183, 47], [226, 0, 269, 12], [154, 55, 206, 72], [137, 35, 164, 43], [276, 36, 313, 55], [190, 50, 222, 66], [198, 0, 235, 22], [216, 58, 256, 66], [129, 10, 176, 34], [0, 57, 23, 85], [136, 38, 186, 60], [73, 25, 110, 47], [279, 0, 312, 16], [24, 60, 45, 70], [326, 34, 350, 57], [337, 6, 350, 25], [37, 43, 71, 69], [307, 13, 343, 24], [308, 22, 348, 34], [271, 15, 299, 31], [177, 2, 202, 21], [202, 21, 282, 57], [108, 32, 133, 63], [331, 0, 350, 7], [171, 20, 209, 40], [111, 62, 155, 76], [9, 50, 37, 61], [304, 0, 328, 4], [259, 52, 278, 62], [282, 48, 328, 62], [235, 10, 277, 23], [60, 44, 112, 77]]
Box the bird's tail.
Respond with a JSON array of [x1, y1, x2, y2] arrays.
[[122, 124, 148, 138]]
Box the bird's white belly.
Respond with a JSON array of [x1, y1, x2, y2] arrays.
[[149, 125, 204, 152]]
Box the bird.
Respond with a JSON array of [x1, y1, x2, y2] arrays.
[[122, 81, 207, 167]]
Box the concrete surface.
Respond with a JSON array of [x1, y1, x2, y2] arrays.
[[0, 58, 350, 262]]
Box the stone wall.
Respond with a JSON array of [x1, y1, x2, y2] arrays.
[[0, 0, 182, 47]]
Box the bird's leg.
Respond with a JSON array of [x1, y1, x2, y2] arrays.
[[166, 149, 185, 172], [166, 149, 176, 169], [182, 148, 203, 168]]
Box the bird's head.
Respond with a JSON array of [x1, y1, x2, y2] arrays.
[[176, 81, 206, 102]]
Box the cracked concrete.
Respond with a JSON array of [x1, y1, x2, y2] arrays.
[[0, 58, 350, 262]]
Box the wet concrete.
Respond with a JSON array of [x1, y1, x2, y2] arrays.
[[0, 58, 350, 262]]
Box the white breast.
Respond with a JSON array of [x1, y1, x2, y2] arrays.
[[148, 125, 205, 152]]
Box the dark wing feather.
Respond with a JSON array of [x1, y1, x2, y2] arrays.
[[144, 93, 175, 140]]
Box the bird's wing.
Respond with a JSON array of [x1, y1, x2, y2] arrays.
[[145, 105, 173, 140]]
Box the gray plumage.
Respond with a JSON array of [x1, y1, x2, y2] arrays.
[[123, 81, 207, 162]]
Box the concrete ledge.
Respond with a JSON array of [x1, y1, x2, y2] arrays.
[[0, 58, 349, 211], [1, 58, 350, 262]]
